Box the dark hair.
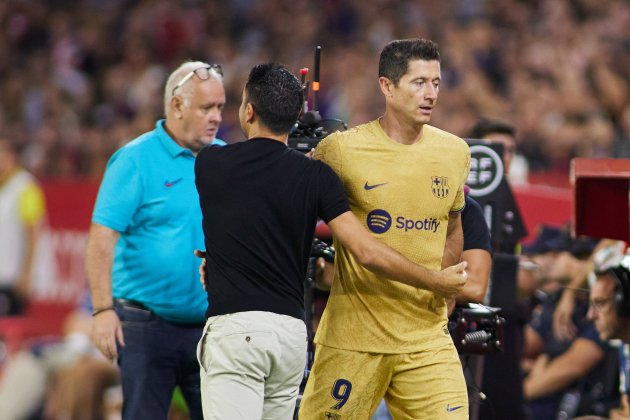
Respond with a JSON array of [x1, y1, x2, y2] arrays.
[[378, 38, 441, 86], [245, 63, 302, 135], [468, 117, 516, 139]]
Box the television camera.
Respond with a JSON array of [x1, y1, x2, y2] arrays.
[[288, 46, 347, 153], [448, 303, 505, 354], [310, 237, 335, 263], [297, 236, 335, 415]]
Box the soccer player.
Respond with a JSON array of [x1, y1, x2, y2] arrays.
[[300, 38, 471, 419]]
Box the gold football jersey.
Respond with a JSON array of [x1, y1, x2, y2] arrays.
[[314, 119, 470, 353]]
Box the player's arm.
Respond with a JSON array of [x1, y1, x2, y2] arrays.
[[85, 223, 124, 361], [442, 212, 463, 269], [327, 211, 467, 297], [455, 196, 492, 304], [442, 213, 464, 310], [456, 248, 491, 304]]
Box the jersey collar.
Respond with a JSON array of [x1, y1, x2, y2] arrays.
[[155, 119, 194, 158]]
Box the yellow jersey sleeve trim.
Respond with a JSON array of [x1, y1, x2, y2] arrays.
[[18, 183, 45, 226], [450, 204, 465, 213]]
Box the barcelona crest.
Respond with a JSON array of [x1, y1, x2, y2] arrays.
[[431, 176, 449, 198]]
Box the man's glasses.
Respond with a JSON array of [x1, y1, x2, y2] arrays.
[[171, 64, 223, 96], [589, 296, 615, 312]]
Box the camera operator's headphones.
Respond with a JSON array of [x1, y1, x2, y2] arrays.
[[610, 255, 630, 317]]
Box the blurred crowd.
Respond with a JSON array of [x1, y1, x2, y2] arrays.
[[0, 0, 629, 181], [4, 2, 630, 418], [515, 229, 628, 419]]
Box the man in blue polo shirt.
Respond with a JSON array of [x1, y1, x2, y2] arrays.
[[85, 61, 225, 420]]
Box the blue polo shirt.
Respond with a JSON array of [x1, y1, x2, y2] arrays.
[[620, 344, 630, 394], [92, 120, 225, 323]]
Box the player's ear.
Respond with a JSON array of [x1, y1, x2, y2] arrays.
[[378, 77, 393, 98], [245, 102, 255, 124]]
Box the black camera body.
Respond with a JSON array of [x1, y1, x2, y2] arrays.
[[448, 303, 505, 354], [288, 111, 327, 153], [288, 111, 348, 153], [310, 238, 335, 262]]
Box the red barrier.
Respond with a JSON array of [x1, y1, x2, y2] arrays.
[[0, 180, 98, 351], [512, 184, 573, 244]]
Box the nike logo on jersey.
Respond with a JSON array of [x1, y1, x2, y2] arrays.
[[364, 181, 388, 190], [165, 178, 183, 187], [446, 404, 464, 412]]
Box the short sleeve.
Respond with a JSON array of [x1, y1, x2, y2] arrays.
[[462, 196, 492, 253], [18, 182, 45, 226], [92, 149, 143, 232], [314, 132, 343, 176], [451, 146, 470, 213], [316, 161, 350, 224]]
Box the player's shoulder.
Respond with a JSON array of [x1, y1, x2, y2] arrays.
[[319, 120, 376, 148], [425, 125, 468, 149], [348, 120, 379, 138]]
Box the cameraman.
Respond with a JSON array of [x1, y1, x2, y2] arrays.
[[194, 63, 468, 420], [585, 253, 630, 420]]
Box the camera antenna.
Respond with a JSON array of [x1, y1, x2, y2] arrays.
[[312, 46, 321, 112], [288, 45, 342, 153], [300, 46, 322, 127]]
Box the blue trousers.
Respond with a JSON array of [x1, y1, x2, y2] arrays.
[[115, 300, 204, 420]]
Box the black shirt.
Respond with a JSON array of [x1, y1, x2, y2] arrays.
[[195, 138, 350, 321], [462, 195, 492, 254]]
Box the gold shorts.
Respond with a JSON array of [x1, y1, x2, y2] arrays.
[[299, 342, 468, 419]]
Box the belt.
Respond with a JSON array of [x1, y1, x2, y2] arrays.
[[114, 298, 204, 327], [115, 298, 149, 311]]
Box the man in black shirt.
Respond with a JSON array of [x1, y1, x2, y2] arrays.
[[194, 63, 469, 420], [457, 194, 493, 304]]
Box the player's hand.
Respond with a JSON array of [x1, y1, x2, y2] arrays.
[[91, 310, 124, 362], [194, 249, 208, 290], [552, 289, 577, 341], [435, 261, 468, 298]]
